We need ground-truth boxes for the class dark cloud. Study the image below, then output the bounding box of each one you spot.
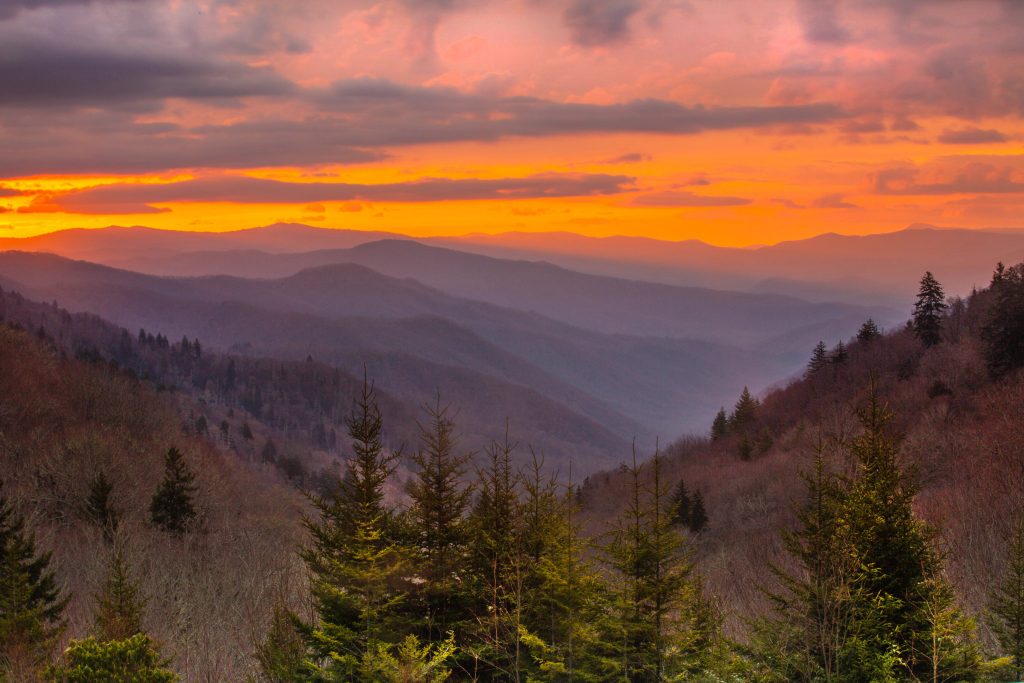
[32,173,637,214]
[605,152,652,164]
[630,190,751,207]
[937,127,1009,144]
[873,162,1024,195]
[0,0,111,20]
[0,41,294,108]
[0,187,23,198]
[796,0,851,45]
[810,193,858,209]
[564,0,642,46]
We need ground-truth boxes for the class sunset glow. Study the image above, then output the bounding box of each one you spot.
[2,1,1023,245]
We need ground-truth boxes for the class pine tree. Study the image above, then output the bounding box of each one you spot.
[731,387,758,428]
[301,375,408,679]
[671,480,691,528]
[830,341,848,366]
[603,447,719,681]
[85,471,118,543]
[689,491,708,535]
[710,408,728,441]
[93,547,146,642]
[857,318,881,343]
[256,604,307,683]
[807,341,829,376]
[149,447,197,535]
[406,398,474,644]
[0,489,67,677]
[360,632,456,683]
[48,635,177,682]
[983,262,1024,377]
[990,517,1024,680]
[913,271,947,347]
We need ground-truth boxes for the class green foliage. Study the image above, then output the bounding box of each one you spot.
[730,387,758,428]
[255,604,307,683]
[47,634,176,682]
[0,488,67,677]
[671,481,691,529]
[360,632,455,683]
[856,319,881,344]
[406,399,474,642]
[149,447,197,535]
[300,375,409,679]
[689,490,708,535]
[990,517,1024,680]
[807,341,829,376]
[983,262,1024,377]
[93,548,146,642]
[913,271,947,347]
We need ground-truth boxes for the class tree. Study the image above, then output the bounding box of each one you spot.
[856,319,881,344]
[710,408,728,441]
[255,604,307,683]
[0,489,67,678]
[807,341,829,376]
[671,481,691,528]
[149,447,197,535]
[983,262,1024,377]
[602,447,719,681]
[47,635,177,682]
[990,517,1024,680]
[406,398,474,643]
[93,548,146,642]
[360,633,455,683]
[85,471,118,543]
[913,271,947,347]
[731,387,759,428]
[301,375,408,679]
[830,341,848,366]
[689,491,708,535]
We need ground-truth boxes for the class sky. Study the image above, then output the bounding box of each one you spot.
[1,0,1023,246]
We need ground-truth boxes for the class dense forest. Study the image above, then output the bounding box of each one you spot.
[2,262,1024,680]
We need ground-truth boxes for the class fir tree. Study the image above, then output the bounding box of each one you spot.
[301,375,408,679]
[913,271,947,347]
[149,447,197,535]
[48,635,177,682]
[983,262,1024,377]
[0,489,67,677]
[710,408,728,441]
[830,341,848,366]
[406,399,474,643]
[990,517,1024,680]
[807,341,829,376]
[856,318,881,343]
[731,386,758,428]
[93,547,146,642]
[255,604,307,683]
[671,481,691,528]
[85,471,118,543]
[689,491,708,535]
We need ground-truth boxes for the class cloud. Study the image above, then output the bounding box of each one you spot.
[631,190,751,207]
[0,187,23,198]
[796,0,851,45]
[605,152,652,164]
[0,41,294,108]
[873,161,1024,195]
[564,0,643,46]
[810,193,858,209]
[0,0,109,20]
[937,127,1009,144]
[30,173,637,214]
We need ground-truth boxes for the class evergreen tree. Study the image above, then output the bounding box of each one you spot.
[992,261,1006,287]
[255,604,307,683]
[670,481,691,528]
[301,375,408,679]
[149,447,197,535]
[48,635,176,682]
[912,271,947,347]
[93,548,146,642]
[856,318,881,344]
[85,471,118,543]
[710,408,729,441]
[731,387,759,428]
[360,632,455,683]
[983,262,1024,377]
[603,447,719,681]
[0,489,67,677]
[830,341,848,366]
[990,517,1024,680]
[807,341,829,376]
[406,399,474,644]
[689,491,708,535]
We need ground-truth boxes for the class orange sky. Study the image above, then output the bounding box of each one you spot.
[2,1,1023,246]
